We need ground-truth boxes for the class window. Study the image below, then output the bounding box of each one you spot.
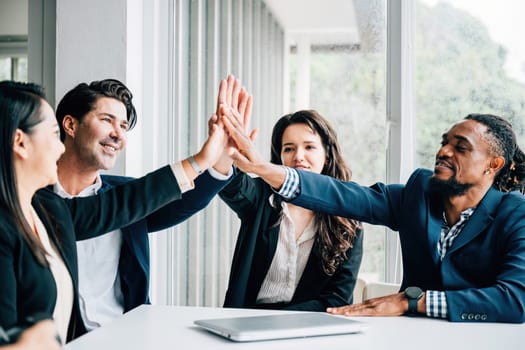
[286,1,387,282]
[0,36,28,81]
[415,0,525,168]
[0,56,28,81]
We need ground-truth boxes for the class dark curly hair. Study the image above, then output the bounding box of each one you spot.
[270,110,362,276]
[465,114,525,193]
[56,78,137,141]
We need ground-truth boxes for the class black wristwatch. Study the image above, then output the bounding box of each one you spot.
[404,286,423,315]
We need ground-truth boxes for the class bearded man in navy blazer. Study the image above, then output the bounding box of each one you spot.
[53,77,240,330]
[222,112,525,323]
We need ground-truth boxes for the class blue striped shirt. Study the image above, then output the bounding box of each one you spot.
[276,166,300,199]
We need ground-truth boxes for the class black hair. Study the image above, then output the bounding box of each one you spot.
[55,79,137,141]
[465,114,525,193]
[0,81,49,265]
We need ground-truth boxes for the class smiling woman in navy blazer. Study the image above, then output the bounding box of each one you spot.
[222,111,525,323]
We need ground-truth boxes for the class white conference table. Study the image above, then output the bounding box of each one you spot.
[65,305,525,350]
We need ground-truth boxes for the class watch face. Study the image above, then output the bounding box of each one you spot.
[405,286,423,299]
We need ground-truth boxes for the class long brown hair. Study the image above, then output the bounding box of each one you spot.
[270,110,361,275]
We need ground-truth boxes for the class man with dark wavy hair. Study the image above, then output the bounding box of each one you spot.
[54,78,235,330]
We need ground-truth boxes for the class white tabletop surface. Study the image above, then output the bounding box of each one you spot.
[65,305,525,350]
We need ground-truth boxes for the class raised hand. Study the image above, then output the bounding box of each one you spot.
[212,74,255,174]
[221,105,261,174]
[186,75,236,177]
[221,108,287,189]
[191,111,228,174]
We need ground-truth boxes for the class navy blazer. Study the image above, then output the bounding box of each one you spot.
[220,172,363,311]
[95,170,231,312]
[0,166,182,341]
[290,168,525,323]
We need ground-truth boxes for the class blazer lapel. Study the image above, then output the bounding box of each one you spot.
[245,212,280,304]
[427,192,443,264]
[446,187,501,256]
[293,247,321,299]
[258,224,280,276]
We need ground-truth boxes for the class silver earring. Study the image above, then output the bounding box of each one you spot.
[484,170,490,175]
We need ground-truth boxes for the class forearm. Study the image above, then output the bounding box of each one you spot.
[147,170,232,232]
[71,165,183,240]
[445,287,525,323]
[248,162,287,191]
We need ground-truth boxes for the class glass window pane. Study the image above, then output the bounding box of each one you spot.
[0,57,12,80]
[288,0,387,282]
[14,56,28,81]
[415,0,525,168]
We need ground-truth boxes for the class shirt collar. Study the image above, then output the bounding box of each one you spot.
[270,194,316,244]
[54,173,103,198]
[442,207,476,226]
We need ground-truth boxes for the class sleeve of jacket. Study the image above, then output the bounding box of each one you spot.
[290,169,406,231]
[285,227,364,311]
[0,228,18,328]
[145,170,232,232]
[66,165,183,240]
[219,172,265,218]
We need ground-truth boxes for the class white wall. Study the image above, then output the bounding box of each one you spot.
[55,0,127,99]
[55,0,144,176]
[0,0,28,35]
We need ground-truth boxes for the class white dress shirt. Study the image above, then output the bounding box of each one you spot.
[54,175,124,331]
[256,195,316,304]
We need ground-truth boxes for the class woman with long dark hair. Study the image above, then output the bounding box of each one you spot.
[219,110,363,311]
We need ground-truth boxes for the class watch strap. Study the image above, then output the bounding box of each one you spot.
[188,155,204,175]
[408,297,418,314]
[405,286,423,315]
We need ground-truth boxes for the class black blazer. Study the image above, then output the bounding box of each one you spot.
[98,171,231,312]
[219,172,363,311]
[0,166,181,341]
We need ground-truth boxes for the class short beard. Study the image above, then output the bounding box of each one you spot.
[429,176,473,197]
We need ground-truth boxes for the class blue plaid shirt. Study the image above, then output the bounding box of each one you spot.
[277,167,477,320]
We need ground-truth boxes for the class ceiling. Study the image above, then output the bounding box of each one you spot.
[263,0,360,45]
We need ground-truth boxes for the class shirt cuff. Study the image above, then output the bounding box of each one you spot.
[275,167,300,200]
[208,165,234,180]
[426,290,448,319]
[170,161,194,193]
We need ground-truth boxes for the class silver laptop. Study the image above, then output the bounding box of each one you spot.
[193,312,365,342]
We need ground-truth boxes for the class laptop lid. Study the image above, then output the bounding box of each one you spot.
[193,312,365,342]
